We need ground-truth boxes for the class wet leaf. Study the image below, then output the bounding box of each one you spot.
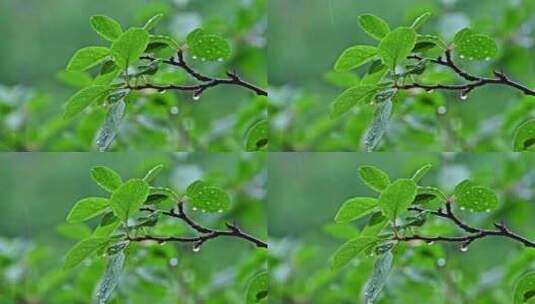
[513,119,535,151]
[96,251,125,304]
[109,179,150,221]
[363,251,393,304]
[358,165,391,192]
[378,179,417,220]
[95,99,126,152]
[64,237,109,269]
[378,27,417,69]
[91,166,123,193]
[186,180,230,212]
[331,85,378,119]
[514,272,535,304]
[334,45,377,72]
[362,99,392,152]
[187,28,231,61]
[453,180,498,212]
[90,15,123,41]
[111,28,150,69]
[331,236,378,271]
[358,14,391,40]
[64,85,111,119]
[335,197,378,223]
[246,272,268,304]
[66,197,109,223]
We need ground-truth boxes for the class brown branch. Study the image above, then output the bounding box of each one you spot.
[134,50,268,97]
[133,202,268,249]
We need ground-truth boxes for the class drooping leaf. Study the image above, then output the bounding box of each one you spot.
[111,28,150,69]
[186,180,231,212]
[378,27,417,69]
[143,13,164,31]
[331,236,378,271]
[453,180,498,212]
[453,28,497,60]
[64,85,111,119]
[363,251,393,304]
[411,163,432,182]
[64,237,109,269]
[66,47,110,72]
[358,14,391,40]
[334,46,377,72]
[186,28,231,61]
[514,272,535,304]
[358,165,391,192]
[513,119,535,151]
[378,179,417,220]
[90,15,123,41]
[109,179,150,221]
[246,272,268,304]
[335,197,378,223]
[95,99,126,152]
[410,12,432,29]
[66,197,109,223]
[91,166,123,193]
[330,85,378,119]
[362,99,392,152]
[246,120,268,151]
[143,164,164,183]
[96,251,125,304]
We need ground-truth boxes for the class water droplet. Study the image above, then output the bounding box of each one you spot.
[437,106,447,115]
[170,107,179,115]
[217,209,223,213]
[169,258,178,266]
[427,89,434,93]
[460,93,468,101]
[427,241,434,245]
[192,246,200,253]
[460,55,465,59]
[192,94,200,101]
[460,246,468,252]
[192,56,198,60]
[460,207,466,211]
[159,90,167,95]
[437,258,446,267]
[192,207,198,211]
[160,241,167,246]
[485,209,491,213]
[217,58,224,62]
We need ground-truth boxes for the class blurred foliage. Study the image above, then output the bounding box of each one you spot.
[268,153,535,303]
[269,0,535,151]
[0,0,266,151]
[0,152,267,303]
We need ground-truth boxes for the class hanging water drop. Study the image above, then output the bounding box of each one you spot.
[437,106,447,115]
[193,94,200,101]
[460,207,466,211]
[460,55,465,59]
[160,241,167,246]
[460,93,468,101]
[460,245,468,252]
[170,107,179,115]
[437,258,446,267]
[426,241,434,245]
[427,89,434,93]
[192,56,198,60]
[159,90,167,95]
[192,245,201,253]
[169,258,178,266]
[192,207,198,211]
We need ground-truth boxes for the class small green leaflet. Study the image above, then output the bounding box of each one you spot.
[331,236,378,271]
[378,179,417,220]
[149,186,180,201]
[66,197,109,223]
[413,186,447,208]
[92,213,121,238]
[187,29,231,61]
[64,237,109,269]
[94,61,121,85]
[111,28,150,69]
[454,28,497,60]
[91,166,123,193]
[363,251,393,304]
[95,99,126,152]
[246,120,268,151]
[410,12,432,29]
[149,35,180,50]
[362,99,392,152]
[453,180,498,212]
[96,251,125,304]
[513,119,535,151]
[246,272,268,304]
[64,85,111,119]
[186,180,231,212]
[335,197,378,223]
[414,34,448,51]
[330,85,378,119]
[110,179,150,221]
[334,46,377,72]
[143,13,164,31]
[360,212,388,237]
[90,15,123,41]
[358,165,391,192]
[358,14,391,41]
[411,163,432,182]
[378,27,417,69]
[514,272,535,304]
[143,164,164,183]
[361,61,388,85]
[67,47,110,71]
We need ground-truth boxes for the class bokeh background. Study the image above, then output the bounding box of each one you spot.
[0,152,267,303]
[268,152,535,303]
[269,0,535,151]
[0,0,267,151]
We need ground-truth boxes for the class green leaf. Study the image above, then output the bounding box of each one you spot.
[246,120,268,151]
[186,28,231,61]
[66,47,110,72]
[363,251,393,303]
[361,212,388,237]
[91,166,123,193]
[415,34,447,51]
[90,15,123,41]
[453,180,498,212]
[361,61,389,85]
[110,179,150,221]
[92,213,121,238]
[56,223,92,241]
[513,119,535,151]
[411,163,432,182]
[96,251,125,304]
[413,186,447,207]
[334,46,377,72]
[149,186,180,201]
[67,197,109,223]
[358,14,391,40]
[94,61,121,85]
[411,12,432,29]
[246,272,268,304]
[378,179,417,220]
[149,34,180,49]
[358,165,391,192]
[362,99,392,152]
[64,237,109,269]
[57,70,93,88]
[111,28,150,69]
[331,236,378,271]
[378,27,417,69]
[514,272,535,304]
[143,164,164,183]
[64,85,111,119]
[330,85,378,119]
[186,180,231,212]
[143,13,164,31]
[335,197,378,223]
[454,28,497,60]
[95,99,126,152]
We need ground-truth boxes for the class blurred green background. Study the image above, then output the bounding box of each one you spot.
[268,152,535,303]
[0,152,267,303]
[269,0,535,151]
